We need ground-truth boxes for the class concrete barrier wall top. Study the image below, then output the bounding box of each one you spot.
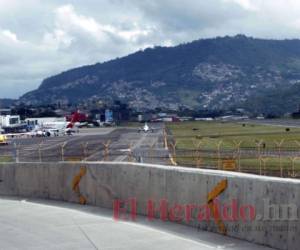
[0,162,299,250]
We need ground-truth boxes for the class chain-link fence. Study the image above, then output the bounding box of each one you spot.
[1,136,300,179]
[166,137,300,178]
[0,140,170,164]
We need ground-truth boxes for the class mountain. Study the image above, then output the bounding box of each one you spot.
[20,35,300,115]
[0,98,16,108]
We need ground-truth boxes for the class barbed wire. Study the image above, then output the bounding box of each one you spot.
[1,137,300,179]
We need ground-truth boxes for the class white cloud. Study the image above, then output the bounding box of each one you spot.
[55,5,110,37]
[222,0,258,11]
[2,30,19,42]
[1,0,300,98]
[42,29,73,49]
[52,4,156,47]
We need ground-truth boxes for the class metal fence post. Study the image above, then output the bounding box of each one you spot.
[128,143,134,162]
[292,140,300,177]
[255,140,264,175]
[289,157,298,178]
[14,143,20,163]
[233,140,243,172]
[61,142,67,162]
[163,128,168,150]
[261,158,269,176]
[38,142,43,163]
[169,141,177,166]
[193,139,203,168]
[102,140,111,161]
[81,142,89,161]
[274,139,285,177]
[216,141,223,170]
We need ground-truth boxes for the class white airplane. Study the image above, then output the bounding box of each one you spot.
[34,122,76,137]
[25,111,86,137]
[32,114,81,137]
[3,129,61,138]
[138,123,154,133]
[2,119,77,139]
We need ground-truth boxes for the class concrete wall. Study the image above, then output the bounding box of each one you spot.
[0,162,299,250]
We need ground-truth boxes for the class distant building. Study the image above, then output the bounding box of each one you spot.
[162,116,180,122]
[178,117,193,122]
[105,109,113,123]
[25,117,66,127]
[0,109,11,116]
[138,114,143,122]
[218,115,249,121]
[138,114,153,122]
[0,115,21,127]
[195,117,214,121]
[157,113,168,118]
[0,115,25,133]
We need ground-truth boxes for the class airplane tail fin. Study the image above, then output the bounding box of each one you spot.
[67,110,81,128]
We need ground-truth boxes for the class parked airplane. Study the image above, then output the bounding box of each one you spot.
[138,123,154,133]
[34,111,85,137]
[66,111,88,128]
[36,124,73,137]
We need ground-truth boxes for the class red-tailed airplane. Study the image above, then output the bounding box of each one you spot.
[35,111,86,137]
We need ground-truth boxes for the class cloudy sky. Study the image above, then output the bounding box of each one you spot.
[1,0,300,98]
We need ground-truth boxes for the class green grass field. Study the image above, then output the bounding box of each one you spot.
[167,121,300,177]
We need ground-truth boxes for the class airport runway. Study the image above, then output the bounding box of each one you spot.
[0,123,170,164]
[246,119,300,128]
[0,197,273,250]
